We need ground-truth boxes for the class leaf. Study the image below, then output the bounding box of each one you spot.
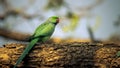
[92,15,101,31]
[62,12,80,32]
[45,0,64,10]
[116,51,120,57]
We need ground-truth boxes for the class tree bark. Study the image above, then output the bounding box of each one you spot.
[0,42,120,68]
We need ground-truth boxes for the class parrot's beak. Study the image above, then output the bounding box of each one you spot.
[57,18,59,23]
[58,17,65,23]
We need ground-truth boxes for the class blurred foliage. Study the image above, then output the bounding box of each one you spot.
[114,16,120,27]
[92,16,101,31]
[1,0,119,41]
[109,34,120,42]
[116,51,120,57]
[86,15,102,42]
[87,25,95,42]
[45,0,64,10]
[62,12,80,32]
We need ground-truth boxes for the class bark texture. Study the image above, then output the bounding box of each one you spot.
[0,42,120,68]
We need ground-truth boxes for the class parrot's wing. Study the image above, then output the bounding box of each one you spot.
[28,35,46,40]
[30,23,48,38]
[32,22,55,39]
[33,23,48,35]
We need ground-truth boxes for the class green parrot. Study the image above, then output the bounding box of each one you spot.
[13,16,59,68]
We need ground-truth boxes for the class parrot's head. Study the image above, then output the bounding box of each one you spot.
[49,16,59,25]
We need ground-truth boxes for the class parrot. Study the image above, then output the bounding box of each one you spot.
[13,16,59,68]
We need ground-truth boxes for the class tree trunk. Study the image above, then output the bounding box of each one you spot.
[0,42,120,68]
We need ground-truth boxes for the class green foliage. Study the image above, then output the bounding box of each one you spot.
[62,12,80,32]
[114,16,120,27]
[92,16,101,31]
[116,51,120,57]
[45,0,64,10]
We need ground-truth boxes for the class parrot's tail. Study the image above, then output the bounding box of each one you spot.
[13,38,39,68]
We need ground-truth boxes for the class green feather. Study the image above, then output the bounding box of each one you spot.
[13,16,59,68]
[13,38,39,68]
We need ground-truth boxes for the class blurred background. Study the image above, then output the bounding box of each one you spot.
[0,0,120,45]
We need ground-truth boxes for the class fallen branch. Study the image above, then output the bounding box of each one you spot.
[0,42,120,68]
[0,27,30,41]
